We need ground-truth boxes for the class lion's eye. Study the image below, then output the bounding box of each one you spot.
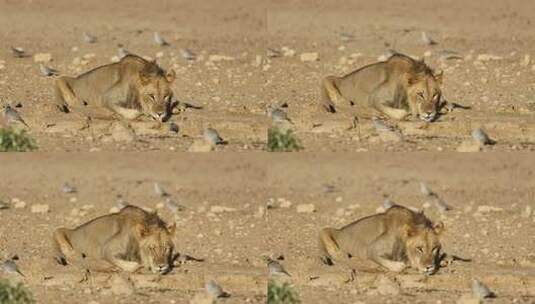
[148,94,156,101]
[416,246,424,253]
[417,92,425,99]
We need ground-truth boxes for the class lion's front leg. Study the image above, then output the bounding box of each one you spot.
[367,239,407,272]
[102,238,142,273]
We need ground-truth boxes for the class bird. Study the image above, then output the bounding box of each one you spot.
[116,196,128,210]
[419,182,433,196]
[3,105,29,127]
[165,198,185,213]
[421,32,437,46]
[153,182,168,197]
[0,200,9,210]
[61,182,77,194]
[179,48,196,61]
[265,257,291,277]
[472,128,495,145]
[383,197,396,210]
[2,259,24,276]
[205,280,230,298]
[118,46,130,59]
[471,279,495,299]
[153,32,169,46]
[39,64,59,77]
[268,106,294,125]
[428,195,452,213]
[266,48,282,58]
[11,47,27,58]
[83,32,97,44]
[203,128,225,145]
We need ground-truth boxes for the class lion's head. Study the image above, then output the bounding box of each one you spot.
[136,219,176,274]
[405,61,443,122]
[402,218,444,275]
[137,62,176,122]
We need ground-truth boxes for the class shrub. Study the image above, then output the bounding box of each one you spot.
[0,279,34,304]
[267,127,302,152]
[0,128,37,152]
[267,280,300,304]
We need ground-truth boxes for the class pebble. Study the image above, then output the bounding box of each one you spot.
[14,200,26,209]
[521,205,532,218]
[520,54,531,67]
[33,53,52,63]
[210,206,236,213]
[296,203,316,213]
[477,205,503,213]
[110,275,135,296]
[281,46,295,57]
[280,200,292,208]
[31,204,50,213]
[300,52,319,62]
[208,54,234,62]
[477,54,502,61]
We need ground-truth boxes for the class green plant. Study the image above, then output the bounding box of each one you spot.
[267,127,303,152]
[267,280,300,304]
[0,279,34,304]
[0,128,37,152]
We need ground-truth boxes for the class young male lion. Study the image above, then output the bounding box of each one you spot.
[319,205,444,275]
[55,55,176,122]
[52,205,176,274]
[320,54,443,122]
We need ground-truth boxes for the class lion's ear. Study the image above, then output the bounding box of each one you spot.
[433,221,445,235]
[165,69,176,83]
[434,69,443,84]
[167,223,177,236]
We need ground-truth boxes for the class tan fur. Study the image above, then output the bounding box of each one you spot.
[320,54,443,122]
[319,205,444,274]
[52,205,176,274]
[55,55,176,122]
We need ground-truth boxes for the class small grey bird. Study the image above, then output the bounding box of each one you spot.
[61,182,76,194]
[179,48,196,61]
[153,32,169,46]
[472,128,495,145]
[2,260,24,276]
[268,107,294,125]
[0,200,9,210]
[266,48,282,58]
[205,280,230,298]
[40,64,59,77]
[383,197,395,210]
[428,195,451,213]
[203,128,225,145]
[116,196,128,209]
[266,257,291,277]
[437,50,463,61]
[118,46,130,59]
[3,105,29,127]
[83,32,97,44]
[419,182,433,196]
[11,47,27,58]
[154,182,168,197]
[384,48,398,59]
[421,32,437,46]
[165,197,185,213]
[471,279,495,299]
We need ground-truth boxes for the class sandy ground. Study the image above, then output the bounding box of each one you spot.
[1,154,535,304]
[0,0,534,151]
[1,1,535,304]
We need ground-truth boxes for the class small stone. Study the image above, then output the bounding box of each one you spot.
[456,140,482,152]
[280,200,292,208]
[281,47,295,57]
[335,196,343,203]
[69,197,77,203]
[521,205,532,218]
[188,140,214,152]
[296,204,316,213]
[521,54,531,67]
[109,207,120,213]
[210,206,236,213]
[31,204,50,214]
[477,205,503,213]
[300,52,319,62]
[33,53,53,63]
[476,54,502,61]
[208,54,234,62]
[109,275,135,296]
[14,201,26,209]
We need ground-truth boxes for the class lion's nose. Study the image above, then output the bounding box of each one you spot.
[157,264,170,273]
[424,265,436,274]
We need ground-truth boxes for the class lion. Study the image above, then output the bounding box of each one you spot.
[52,205,176,274]
[54,55,176,122]
[319,205,444,275]
[320,53,443,122]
